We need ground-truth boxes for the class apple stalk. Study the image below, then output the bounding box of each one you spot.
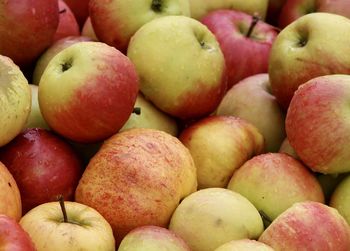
[246,15,260,38]
[58,195,68,223]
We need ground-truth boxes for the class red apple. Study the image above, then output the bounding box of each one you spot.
[0,0,59,67]
[266,0,287,25]
[81,17,98,41]
[201,10,278,88]
[63,0,90,28]
[0,128,83,214]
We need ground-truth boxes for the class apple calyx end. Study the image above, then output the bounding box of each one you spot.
[246,14,260,38]
[151,0,162,12]
[132,107,141,115]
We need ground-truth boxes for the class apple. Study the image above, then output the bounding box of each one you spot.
[120,93,178,136]
[258,201,350,250]
[0,0,59,67]
[179,115,264,189]
[169,188,264,251]
[89,0,190,53]
[266,0,287,25]
[189,0,269,20]
[227,153,324,223]
[0,162,21,221]
[63,0,90,28]
[53,0,80,42]
[81,17,98,41]
[286,74,350,174]
[214,239,274,251]
[216,74,285,152]
[0,214,35,251]
[25,85,50,130]
[269,13,350,109]
[278,137,299,159]
[330,174,350,225]
[201,10,278,89]
[20,199,115,251]
[32,35,93,85]
[75,128,197,244]
[0,128,83,214]
[38,41,139,143]
[279,0,350,28]
[118,226,190,251]
[127,16,227,119]
[317,173,346,203]
[0,55,31,147]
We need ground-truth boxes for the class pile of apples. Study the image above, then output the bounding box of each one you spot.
[1,0,350,250]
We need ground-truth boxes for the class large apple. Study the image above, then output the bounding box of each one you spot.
[38,41,139,143]
[89,0,190,53]
[25,85,49,130]
[286,74,350,174]
[0,0,59,67]
[227,153,324,223]
[0,214,35,251]
[118,226,190,251]
[0,55,31,147]
[75,128,197,244]
[279,0,350,28]
[330,174,350,225]
[189,0,268,20]
[214,239,274,251]
[259,201,350,250]
[269,13,350,109]
[169,188,264,251]
[201,10,278,89]
[20,200,115,251]
[216,74,285,152]
[127,16,227,119]
[179,115,264,189]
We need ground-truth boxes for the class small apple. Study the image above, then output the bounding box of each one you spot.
[25,85,50,130]
[278,137,299,159]
[214,239,274,251]
[81,17,98,41]
[330,174,350,225]
[63,0,90,27]
[266,0,287,25]
[127,16,227,119]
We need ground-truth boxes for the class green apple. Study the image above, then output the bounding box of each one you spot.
[25,85,49,130]
[214,239,274,251]
[330,174,350,225]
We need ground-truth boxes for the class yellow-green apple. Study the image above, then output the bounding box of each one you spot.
[0,0,59,67]
[25,85,49,129]
[53,0,80,42]
[38,41,139,143]
[169,188,264,251]
[216,74,285,152]
[278,137,298,159]
[266,0,287,25]
[0,162,21,221]
[201,10,278,89]
[179,115,264,188]
[127,16,227,119]
[189,0,268,20]
[0,214,35,251]
[32,36,93,85]
[75,128,197,244]
[118,226,190,251]
[0,55,31,147]
[89,0,190,53]
[286,75,350,174]
[279,0,350,28]
[82,17,98,41]
[120,93,178,136]
[258,201,350,251]
[227,153,324,223]
[269,13,350,109]
[0,128,83,213]
[63,0,90,27]
[214,239,274,251]
[20,200,115,251]
[330,174,350,225]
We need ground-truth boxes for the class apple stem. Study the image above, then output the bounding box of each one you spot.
[259,210,272,228]
[59,8,67,14]
[133,107,141,115]
[58,195,68,223]
[246,14,260,38]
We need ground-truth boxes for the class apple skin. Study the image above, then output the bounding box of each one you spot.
[25,85,50,130]
[81,17,98,41]
[169,188,264,251]
[330,174,350,225]
[39,41,139,143]
[286,75,350,174]
[258,201,350,251]
[279,0,350,28]
[63,0,90,27]
[189,0,268,20]
[0,0,59,67]
[89,0,190,53]
[0,214,35,251]
[216,74,285,152]
[20,201,115,251]
[201,10,278,89]
[32,35,93,85]
[227,153,324,222]
[0,55,31,147]
[179,115,264,189]
[266,0,287,25]
[75,128,197,245]
[118,226,191,251]
[214,239,274,251]
[127,16,227,119]
[269,13,350,110]
[53,0,80,42]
